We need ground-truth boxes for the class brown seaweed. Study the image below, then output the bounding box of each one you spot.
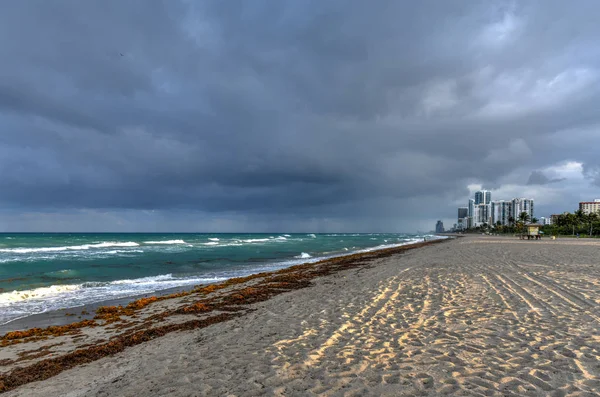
[0,239,444,393]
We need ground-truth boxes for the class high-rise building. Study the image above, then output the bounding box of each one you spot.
[471,205,479,227]
[512,198,534,221]
[478,204,491,225]
[435,220,445,233]
[579,200,600,214]
[471,203,491,227]
[457,207,469,230]
[467,199,475,228]
[491,200,513,226]
[475,190,491,205]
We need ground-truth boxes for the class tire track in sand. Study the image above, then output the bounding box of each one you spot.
[480,275,519,320]
[515,269,600,323]
[300,268,412,368]
[495,274,551,317]
[305,270,444,395]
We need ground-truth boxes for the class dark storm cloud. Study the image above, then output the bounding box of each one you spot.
[1,0,600,231]
[526,171,566,186]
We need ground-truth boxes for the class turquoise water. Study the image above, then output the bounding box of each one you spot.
[0,233,433,324]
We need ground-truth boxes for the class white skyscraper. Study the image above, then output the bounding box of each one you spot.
[479,204,491,225]
[491,200,513,226]
[472,203,491,227]
[512,198,534,221]
[472,205,480,227]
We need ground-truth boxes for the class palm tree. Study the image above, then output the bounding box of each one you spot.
[531,217,539,224]
[587,212,598,236]
[575,209,585,225]
[507,216,515,233]
[518,211,530,224]
[566,212,578,236]
[573,209,585,235]
[555,213,567,226]
[555,212,570,234]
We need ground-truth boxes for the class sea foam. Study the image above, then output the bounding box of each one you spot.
[242,238,271,243]
[0,241,140,254]
[143,240,187,245]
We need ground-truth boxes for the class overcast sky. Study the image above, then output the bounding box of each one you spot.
[1,1,599,232]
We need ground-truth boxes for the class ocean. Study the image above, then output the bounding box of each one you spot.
[0,232,434,325]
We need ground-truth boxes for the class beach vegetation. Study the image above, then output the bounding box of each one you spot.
[518,211,530,225]
[542,211,600,237]
[462,209,600,238]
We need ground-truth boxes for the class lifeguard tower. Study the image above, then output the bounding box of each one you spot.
[520,224,542,240]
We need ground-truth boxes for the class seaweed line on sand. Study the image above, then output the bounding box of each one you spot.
[0,239,446,393]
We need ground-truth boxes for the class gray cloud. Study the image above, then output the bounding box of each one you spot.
[1,0,599,231]
[583,164,600,187]
[526,171,566,186]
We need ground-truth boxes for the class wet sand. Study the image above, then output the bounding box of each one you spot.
[4,235,600,396]
[0,284,199,335]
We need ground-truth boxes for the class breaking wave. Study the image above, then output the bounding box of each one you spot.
[0,242,140,254]
[143,240,187,245]
[0,274,227,325]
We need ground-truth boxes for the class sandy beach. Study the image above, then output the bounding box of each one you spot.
[3,235,600,396]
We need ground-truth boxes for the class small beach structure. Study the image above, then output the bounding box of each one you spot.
[520,224,542,240]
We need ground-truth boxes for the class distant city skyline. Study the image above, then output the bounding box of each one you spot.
[455,190,536,230]
[450,188,600,232]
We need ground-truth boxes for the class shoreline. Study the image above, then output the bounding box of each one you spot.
[0,284,192,335]
[4,235,600,395]
[0,237,441,334]
[0,238,448,393]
